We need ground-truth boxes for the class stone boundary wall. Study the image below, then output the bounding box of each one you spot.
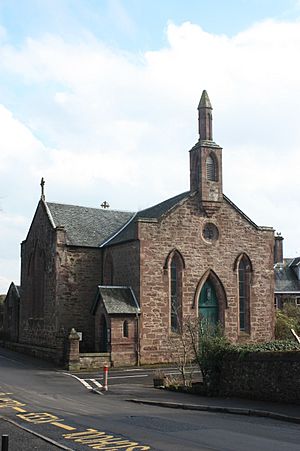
[79,353,110,370]
[2,340,64,364]
[1,340,111,371]
[219,351,300,404]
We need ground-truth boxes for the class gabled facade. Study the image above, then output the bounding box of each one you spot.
[19,200,132,362]
[14,91,275,367]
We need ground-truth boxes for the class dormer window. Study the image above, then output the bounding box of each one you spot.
[206,154,217,181]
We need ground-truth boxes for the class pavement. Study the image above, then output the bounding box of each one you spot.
[1,378,300,450]
[105,382,300,424]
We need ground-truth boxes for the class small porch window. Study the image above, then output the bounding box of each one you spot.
[123,320,129,338]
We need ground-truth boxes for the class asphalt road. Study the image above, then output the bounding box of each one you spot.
[68,365,201,391]
[1,347,300,451]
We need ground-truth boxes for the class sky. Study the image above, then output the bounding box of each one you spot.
[0,0,300,293]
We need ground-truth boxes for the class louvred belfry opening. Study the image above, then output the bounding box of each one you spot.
[189,90,223,216]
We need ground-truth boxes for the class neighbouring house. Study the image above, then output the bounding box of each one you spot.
[6,91,276,367]
[274,235,300,309]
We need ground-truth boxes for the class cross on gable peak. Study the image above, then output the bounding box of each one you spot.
[101,201,110,209]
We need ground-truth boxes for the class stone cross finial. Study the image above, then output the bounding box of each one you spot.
[101,201,110,209]
[40,177,45,200]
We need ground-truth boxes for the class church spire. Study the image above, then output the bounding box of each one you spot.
[190,91,223,215]
[198,90,213,141]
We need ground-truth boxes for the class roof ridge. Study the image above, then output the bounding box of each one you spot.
[46,201,134,214]
[100,212,137,247]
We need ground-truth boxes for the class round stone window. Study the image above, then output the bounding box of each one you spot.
[203,223,219,242]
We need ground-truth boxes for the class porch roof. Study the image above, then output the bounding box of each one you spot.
[92,286,140,315]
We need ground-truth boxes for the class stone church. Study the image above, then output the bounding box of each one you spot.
[15,91,275,367]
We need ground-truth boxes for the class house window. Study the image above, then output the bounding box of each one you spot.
[123,320,129,338]
[170,253,183,333]
[296,298,300,307]
[206,154,217,181]
[238,255,251,332]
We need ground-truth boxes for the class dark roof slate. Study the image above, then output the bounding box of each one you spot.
[274,259,300,293]
[92,286,140,315]
[104,191,191,246]
[45,187,270,248]
[46,202,134,247]
[104,190,266,246]
[136,191,190,220]
[290,257,300,267]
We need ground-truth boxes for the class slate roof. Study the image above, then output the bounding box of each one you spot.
[92,286,140,315]
[103,191,191,246]
[291,257,300,267]
[44,188,269,248]
[135,191,190,220]
[274,258,300,293]
[46,202,134,247]
[103,190,266,247]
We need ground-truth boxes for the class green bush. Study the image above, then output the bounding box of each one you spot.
[195,322,230,395]
[227,340,300,355]
[275,303,300,340]
[187,314,300,397]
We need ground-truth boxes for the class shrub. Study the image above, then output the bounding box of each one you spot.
[190,321,230,395]
[275,303,300,340]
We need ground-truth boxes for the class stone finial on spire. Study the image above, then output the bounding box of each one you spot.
[198,90,213,141]
[40,177,45,201]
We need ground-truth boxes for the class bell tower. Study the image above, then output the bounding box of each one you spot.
[190,90,223,216]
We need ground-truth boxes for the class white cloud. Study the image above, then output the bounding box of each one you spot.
[0,18,300,292]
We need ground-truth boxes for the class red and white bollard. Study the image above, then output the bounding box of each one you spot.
[103,365,109,391]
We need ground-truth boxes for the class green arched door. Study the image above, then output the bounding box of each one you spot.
[199,281,219,327]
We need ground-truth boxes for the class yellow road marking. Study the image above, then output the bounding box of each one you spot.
[63,428,151,449]
[51,422,76,431]
[13,407,27,413]
[17,412,61,424]
[0,399,26,409]
[4,396,151,449]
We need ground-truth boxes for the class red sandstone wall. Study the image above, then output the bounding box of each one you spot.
[110,316,138,366]
[95,242,140,365]
[138,195,274,364]
[19,202,58,348]
[20,201,102,353]
[94,306,138,366]
[56,245,102,352]
[104,241,140,297]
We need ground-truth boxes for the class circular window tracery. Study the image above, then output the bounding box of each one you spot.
[203,223,219,242]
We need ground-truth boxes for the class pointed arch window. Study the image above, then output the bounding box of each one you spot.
[238,255,252,332]
[123,320,129,338]
[206,154,217,181]
[169,252,184,333]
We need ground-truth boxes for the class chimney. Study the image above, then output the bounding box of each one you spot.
[274,233,284,264]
